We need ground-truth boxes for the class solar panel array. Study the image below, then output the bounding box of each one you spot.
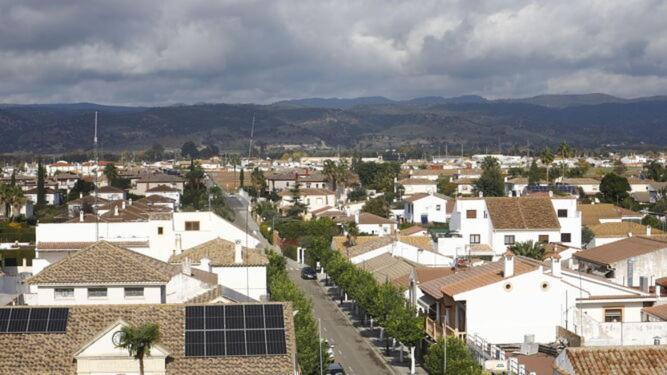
[0,307,69,333]
[185,304,287,357]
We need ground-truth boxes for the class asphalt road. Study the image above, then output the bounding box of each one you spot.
[286,260,392,375]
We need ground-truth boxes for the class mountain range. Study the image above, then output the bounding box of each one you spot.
[1,93,666,154]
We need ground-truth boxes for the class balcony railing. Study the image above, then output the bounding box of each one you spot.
[425,316,466,341]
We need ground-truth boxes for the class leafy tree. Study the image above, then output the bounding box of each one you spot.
[180,141,200,160]
[36,157,46,206]
[67,179,95,201]
[199,144,219,159]
[599,173,630,204]
[347,184,367,202]
[362,197,390,218]
[612,160,627,176]
[507,167,525,178]
[144,143,165,162]
[644,160,666,182]
[103,164,130,190]
[527,159,544,185]
[540,147,554,182]
[475,156,504,197]
[286,182,308,218]
[436,176,457,196]
[386,304,424,374]
[642,215,664,231]
[353,161,400,194]
[556,142,573,159]
[581,226,594,246]
[182,161,207,209]
[114,323,160,375]
[509,240,546,260]
[250,168,267,197]
[424,337,484,375]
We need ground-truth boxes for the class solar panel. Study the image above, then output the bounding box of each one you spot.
[0,308,69,334]
[184,304,287,357]
[27,308,49,332]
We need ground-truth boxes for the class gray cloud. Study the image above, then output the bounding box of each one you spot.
[0,0,666,105]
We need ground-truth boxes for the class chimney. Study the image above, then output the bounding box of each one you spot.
[182,257,192,276]
[503,251,515,278]
[647,226,652,236]
[478,191,483,198]
[657,285,662,300]
[175,234,182,254]
[354,210,360,224]
[129,198,133,206]
[79,210,84,222]
[122,200,126,210]
[200,257,211,272]
[234,240,243,264]
[79,192,83,199]
[548,190,553,197]
[551,254,561,277]
[114,206,119,216]
[628,232,633,237]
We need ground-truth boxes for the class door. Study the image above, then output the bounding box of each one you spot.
[421,214,428,224]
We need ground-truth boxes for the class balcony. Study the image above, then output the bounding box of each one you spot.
[425,316,466,341]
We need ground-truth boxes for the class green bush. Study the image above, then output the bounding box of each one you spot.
[424,337,483,375]
[284,245,297,261]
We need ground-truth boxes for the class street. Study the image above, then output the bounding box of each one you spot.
[286,259,393,375]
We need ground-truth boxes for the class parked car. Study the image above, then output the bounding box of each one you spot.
[327,363,345,375]
[301,266,317,280]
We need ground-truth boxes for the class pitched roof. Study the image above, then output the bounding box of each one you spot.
[399,225,427,236]
[393,267,455,288]
[0,303,296,375]
[98,185,125,193]
[278,188,334,197]
[169,238,268,267]
[399,178,437,185]
[578,203,643,225]
[28,241,215,285]
[485,197,560,230]
[559,346,667,375]
[357,253,415,284]
[332,235,433,257]
[24,187,57,194]
[642,304,667,321]
[403,192,450,203]
[574,236,667,265]
[36,241,149,251]
[140,194,177,203]
[137,173,185,183]
[561,178,601,185]
[67,195,109,205]
[419,257,538,299]
[588,222,663,238]
[146,184,180,193]
[358,212,395,225]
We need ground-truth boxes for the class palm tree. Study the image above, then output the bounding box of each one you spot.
[509,240,546,260]
[228,154,242,189]
[343,221,359,247]
[0,183,11,218]
[323,160,338,190]
[114,323,161,375]
[540,147,555,183]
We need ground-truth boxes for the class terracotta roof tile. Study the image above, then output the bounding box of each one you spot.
[561,346,667,375]
[578,203,643,226]
[358,212,395,225]
[574,236,667,265]
[588,222,662,238]
[170,238,268,266]
[485,197,560,230]
[642,304,667,321]
[0,303,296,374]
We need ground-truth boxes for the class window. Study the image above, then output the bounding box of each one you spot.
[466,210,477,219]
[54,288,74,299]
[604,308,623,323]
[538,235,549,243]
[185,221,200,231]
[435,204,441,211]
[470,234,481,244]
[157,226,164,235]
[88,288,107,298]
[557,209,568,218]
[124,287,144,298]
[504,235,515,245]
[561,233,572,243]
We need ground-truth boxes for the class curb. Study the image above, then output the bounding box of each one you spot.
[318,281,401,375]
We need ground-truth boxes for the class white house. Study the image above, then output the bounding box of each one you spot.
[439,195,581,259]
[419,253,656,346]
[278,188,336,215]
[25,241,218,306]
[96,185,126,201]
[579,203,644,226]
[331,235,452,267]
[403,193,450,224]
[399,178,437,196]
[504,177,548,197]
[33,207,261,275]
[133,173,185,195]
[356,212,397,236]
[170,237,269,301]
[24,187,62,206]
[586,222,661,247]
[559,178,601,196]
[145,184,181,206]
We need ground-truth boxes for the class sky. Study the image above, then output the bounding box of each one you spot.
[1,0,666,105]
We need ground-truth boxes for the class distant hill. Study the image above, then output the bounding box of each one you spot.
[1,94,667,154]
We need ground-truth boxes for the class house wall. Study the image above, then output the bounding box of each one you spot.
[609,247,667,287]
[214,266,267,301]
[405,196,448,224]
[450,199,493,247]
[303,194,335,213]
[553,198,582,248]
[459,270,563,343]
[357,223,395,236]
[391,243,452,266]
[98,192,125,201]
[165,273,213,303]
[490,230,560,257]
[31,285,163,305]
[404,184,437,195]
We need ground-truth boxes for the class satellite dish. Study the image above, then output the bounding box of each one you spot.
[112,330,125,346]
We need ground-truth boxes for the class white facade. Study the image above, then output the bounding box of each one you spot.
[33,211,261,272]
[439,197,581,259]
[404,194,449,224]
[31,285,164,305]
[195,262,268,301]
[402,181,437,195]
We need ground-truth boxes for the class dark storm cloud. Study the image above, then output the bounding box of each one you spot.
[0,0,666,105]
